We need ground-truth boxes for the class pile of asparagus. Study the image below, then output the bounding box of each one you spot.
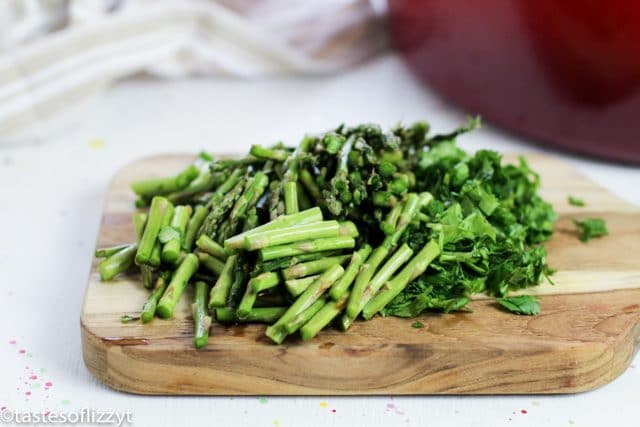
[95,119,557,347]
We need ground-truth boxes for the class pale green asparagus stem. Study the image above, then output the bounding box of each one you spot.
[192,281,212,348]
[224,207,323,250]
[131,164,199,198]
[285,275,320,297]
[243,221,357,251]
[329,244,372,300]
[215,307,286,324]
[362,240,441,319]
[98,244,137,281]
[161,205,192,264]
[135,196,173,265]
[183,205,208,251]
[259,236,356,261]
[156,253,199,318]
[282,255,350,280]
[197,252,225,276]
[265,265,344,343]
[300,292,350,341]
[284,181,299,215]
[196,235,229,260]
[237,272,280,319]
[208,254,238,308]
[141,273,169,323]
[284,299,326,335]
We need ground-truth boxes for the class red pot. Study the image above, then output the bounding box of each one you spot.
[388,0,640,163]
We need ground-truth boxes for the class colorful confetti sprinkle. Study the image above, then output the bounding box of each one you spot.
[521,409,528,414]
[18,349,26,354]
[9,340,16,345]
[319,401,328,408]
[88,139,105,150]
[61,400,71,406]
[258,397,268,404]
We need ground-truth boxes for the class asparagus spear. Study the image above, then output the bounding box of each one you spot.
[229,172,269,225]
[329,244,372,300]
[148,201,175,268]
[282,255,351,280]
[361,240,440,319]
[242,220,358,251]
[135,196,173,265]
[237,272,280,319]
[284,181,299,215]
[161,205,192,264]
[95,244,130,258]
[98,244,137,281]
[196,252,225,276]
[196,235,228,260]
[224,207,323,250]
[347,243,413,320]
[133,212,155,289]
[300,292,350,341]
[192,281,212,348]
[267,299,326,344]
[200,177,246,238]
[265,265,344,343]
[141,273,169,323]
[131,164,199,198]
[208,254,238,308]
[183,205,208,251]
[215,307,286,324]
[285,275,320,297]
[259,236,356,261]
[249,145,289,162]
[156,254,199,318]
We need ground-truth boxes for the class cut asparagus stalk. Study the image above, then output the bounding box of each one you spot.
[131,164,199,198]
[259,236,356,261]
[94,244,130,258]
[208,254,238,308]
[284,181,299,214]
[196,235,228,260]
[300,292,350,341]
[183,205,208,251]
[329,245,372,300]
[285,275,320,297]
[265,265,344,343]
[197,252,225,276]
[135,196,173,265]
[215,307,286,324]
[362,240,440,319]
[224,207,323,250]
[243,221,357,251]
[237,272,280,319]
[192,281,212,348]
[282,255,351,280]
[156,253,199,318]
[161,205,192,264]
[98,244,137,281]
[141,273,169,323]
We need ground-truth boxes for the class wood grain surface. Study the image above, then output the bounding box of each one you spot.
[81,154,640,395]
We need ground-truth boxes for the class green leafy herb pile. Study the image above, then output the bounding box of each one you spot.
[95,118,559,347]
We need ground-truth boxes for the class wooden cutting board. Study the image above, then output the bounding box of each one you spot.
[81,154,640,395]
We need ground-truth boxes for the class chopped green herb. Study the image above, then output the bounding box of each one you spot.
[496,295,540,315]
[568,196,585,207]
[120,314,140,323]
[573,217,608,242]
[411,321,424,329]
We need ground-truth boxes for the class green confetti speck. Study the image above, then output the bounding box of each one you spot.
[26,353,32,358]
[258,397,268,404]
[30,383,41,389]
[39,368,47,373]
[61,400,71,406]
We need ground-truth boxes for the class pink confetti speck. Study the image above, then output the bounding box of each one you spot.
[331,409,336,413]
[25,392,31,396]
[9,340,16,345]
[44,411,50,416]
[45,382,53,387]
[1,406,6,411]
[30,375,37,380]
[387,403,395,409]
[18,349,26,354]
[521,409,528,414]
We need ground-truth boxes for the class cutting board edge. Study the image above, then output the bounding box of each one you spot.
[80,312,640,395]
